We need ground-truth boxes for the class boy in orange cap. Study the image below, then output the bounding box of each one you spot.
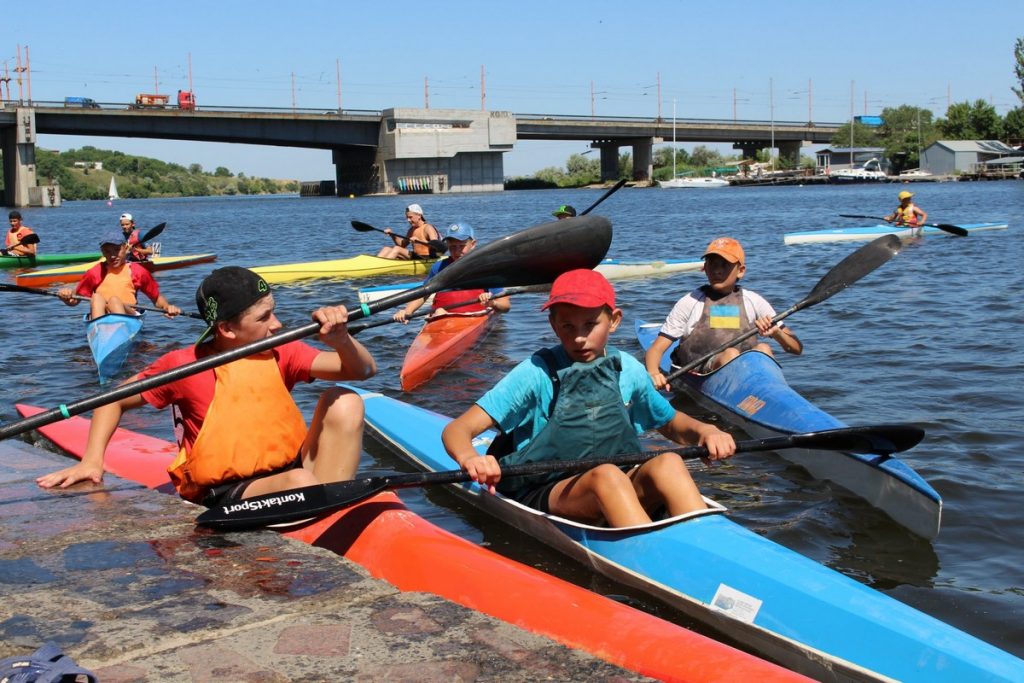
[442,268,735,527]
[885,191,927,229]
[644,237,802,390]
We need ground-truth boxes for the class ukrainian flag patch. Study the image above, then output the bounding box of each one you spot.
[709,304,741,329]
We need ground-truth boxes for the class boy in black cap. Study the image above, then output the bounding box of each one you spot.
[39,266,377,508]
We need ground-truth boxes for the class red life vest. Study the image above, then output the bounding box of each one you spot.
[432,289,487,313]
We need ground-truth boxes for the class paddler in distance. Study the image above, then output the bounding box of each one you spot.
[40,266,377,508]
[884,191,928,232]
[119,213,155,262]
[4,210,38,257]
[57,231,180,320]
[376,203,442,260]
[442,269,735,527]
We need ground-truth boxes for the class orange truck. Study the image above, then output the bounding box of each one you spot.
[133,93,169,108]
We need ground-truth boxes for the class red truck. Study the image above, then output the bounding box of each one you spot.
[130,91,196,111]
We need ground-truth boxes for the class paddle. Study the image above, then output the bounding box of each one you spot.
[352,220,448,255]
[0,215,613,441]
[136,222,166,245]
[347,285,547,336]
[580,178,628,216]
[839,213,969,237]
[663,234,902,385]
[195,423,925,530]
[0,283,204,320]
[0,233,41,256]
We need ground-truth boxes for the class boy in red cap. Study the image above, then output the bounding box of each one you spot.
[644,237,802,391]
[40,266,377,508]
[442,268,735,527]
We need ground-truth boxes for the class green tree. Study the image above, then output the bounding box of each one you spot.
[214,166,233,177]
[829,122,881,148]
[1004,107,1024,141]
[1013,37,1024,104]
[937,99,1003,139]
[565,153,600,184]
[688,145,722,168]
[878,105,937,171]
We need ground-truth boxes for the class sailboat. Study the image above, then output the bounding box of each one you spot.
[658,102,729,189]
[108,177,119,202]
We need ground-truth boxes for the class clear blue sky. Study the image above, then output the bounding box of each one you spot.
[7,0,1022,180]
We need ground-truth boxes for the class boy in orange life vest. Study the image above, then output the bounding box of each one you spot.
[57,231,181,320]
[392,222,512,322]
[885,191,927,228]
[644,237,802,391]
[4,210,37,256]
[38,266,378,508]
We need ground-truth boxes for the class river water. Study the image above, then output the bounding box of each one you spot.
[2,179,1022,660]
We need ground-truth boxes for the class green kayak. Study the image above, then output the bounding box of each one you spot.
[0,252,101,269]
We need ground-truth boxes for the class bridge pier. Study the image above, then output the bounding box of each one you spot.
[1,108,38,207]
[594,138,655,183]
[631,138,654,182]
[778,140,803,168]
[332,146,376,196]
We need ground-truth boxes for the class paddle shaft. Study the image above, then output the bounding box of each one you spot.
[838,214,968,237]
[664,234,901,383]
[0,283,203,319]
[352,220,445,251]
[196,423,924,529]
[347,285,546,335]
[580,178,627,216]
[0,216,613,441]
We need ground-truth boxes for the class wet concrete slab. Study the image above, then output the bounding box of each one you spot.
[0,439,651,682]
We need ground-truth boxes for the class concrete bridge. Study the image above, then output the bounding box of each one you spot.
[0,101,842,205]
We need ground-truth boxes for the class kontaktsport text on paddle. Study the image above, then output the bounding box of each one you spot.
[196,424,925,530]
[664,233,902,384]
[0,215,613,441]
[0,283,205,320]
[839,213,969,237]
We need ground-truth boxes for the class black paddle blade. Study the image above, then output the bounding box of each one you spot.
[935,223,969,237]
[139,222,166,244]
[802,234,900,308]
[19,233,41,246]
[788,424,924,455]
[430,215,612,291]
[351,220,376,233]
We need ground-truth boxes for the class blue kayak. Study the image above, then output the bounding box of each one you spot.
[85,313,143,384]
[635,319,942,539]
[354,386,1023,682]
[784,221,1008,245]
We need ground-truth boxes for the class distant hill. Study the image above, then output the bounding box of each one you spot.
[31,146,299,200]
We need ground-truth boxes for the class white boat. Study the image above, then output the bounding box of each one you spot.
[659,176,730,189]
[897,168,934,179]
[829,158,889,182]
[108,177,119,201]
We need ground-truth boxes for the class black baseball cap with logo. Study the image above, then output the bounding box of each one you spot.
[195,266,271,343]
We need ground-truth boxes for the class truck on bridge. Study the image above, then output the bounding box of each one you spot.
[131,91,196,111]
[64,96,100,108]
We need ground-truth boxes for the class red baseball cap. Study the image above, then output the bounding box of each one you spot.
[541,269,616,311]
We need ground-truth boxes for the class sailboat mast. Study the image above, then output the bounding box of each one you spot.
[672,99,677,179]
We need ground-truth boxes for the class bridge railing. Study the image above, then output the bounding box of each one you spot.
[514,112,842,127]
[8,99,383,117]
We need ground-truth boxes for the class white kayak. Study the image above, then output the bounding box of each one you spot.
[784,222,1008,245]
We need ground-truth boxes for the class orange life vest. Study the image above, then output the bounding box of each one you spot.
[894,204,921,226]
[167,354,307,503]
[95,265,137,306]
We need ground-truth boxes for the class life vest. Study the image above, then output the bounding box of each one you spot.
[167,354,307,503]
[125,228,149,261]
[670,286,757,370]
[410,224,439,258]
[5,227,31,248]
[894,204,920,226]
[432,288,487,313]
[95,264,138,307]
[496,349,643,505]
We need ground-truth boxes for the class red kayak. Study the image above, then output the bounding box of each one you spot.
[15,404,807,683]
[399,311,494,392]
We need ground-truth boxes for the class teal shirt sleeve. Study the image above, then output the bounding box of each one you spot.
[476,353,556,445]
[619,352,677,432]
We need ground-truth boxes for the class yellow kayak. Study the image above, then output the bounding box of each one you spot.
[252,254,437,285]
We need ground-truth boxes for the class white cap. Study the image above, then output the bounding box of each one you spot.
[120,213,133,222]
[405,204,424,216]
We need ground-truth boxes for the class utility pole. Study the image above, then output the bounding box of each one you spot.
[808,78,813,123]
[656,71,661,120]
[769,77,775,170]
[15,44,23,102]
[424,76,429,109]
[154,66,159,94]
[188,53,193,94]
[336,59,342,112]
[291,72,296,111]
[480,64,485,111]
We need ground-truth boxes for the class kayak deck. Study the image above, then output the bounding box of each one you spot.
[400,311,494,392]
[251,254,437,285]
[0,252,101,269]
[356,387,1024,683]
[15,254,218,286]
[784,222,1008,245]
[634,320,942,538]
[86,312,144,384]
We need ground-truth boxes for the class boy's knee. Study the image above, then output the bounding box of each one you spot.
[319,387,365,430]
[589,463,631,492]
[279,467,318,490]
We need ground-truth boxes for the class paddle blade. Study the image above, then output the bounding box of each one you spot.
[139,222,166,244]
[430,215,612,291]
[351,220,377,233]
[934,223,969,237]
[788,424,924,455]
[19,233,41,246]
[802,234,900,309]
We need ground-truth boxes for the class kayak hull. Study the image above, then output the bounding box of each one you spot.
[634,320,942,538]
[356,388,1024,683]
[784,222,1008,245]
[0,252,101,269]
[358,257,704,305]
[15,254,218,287]
[400,311,494,392]
[14,404,804,683]
[86,312,143,384]
[252,254,437,285]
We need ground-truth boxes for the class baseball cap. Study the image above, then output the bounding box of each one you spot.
[120,213,133,222]
[406,203,424,216]
[703,237,745,266]
[552,205,577,218]
[99,230,126,247]
[443,221,475,241]
[898,191,913,200]
[195,266,271,343]
[541,269,616,311]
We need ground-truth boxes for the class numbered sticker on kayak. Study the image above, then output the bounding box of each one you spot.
[711,584,762,623]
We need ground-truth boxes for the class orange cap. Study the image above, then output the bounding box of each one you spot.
[703,237,745,266]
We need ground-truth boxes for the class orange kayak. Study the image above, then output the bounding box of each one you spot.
[400,311,494,392]
[15,253,218,287]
